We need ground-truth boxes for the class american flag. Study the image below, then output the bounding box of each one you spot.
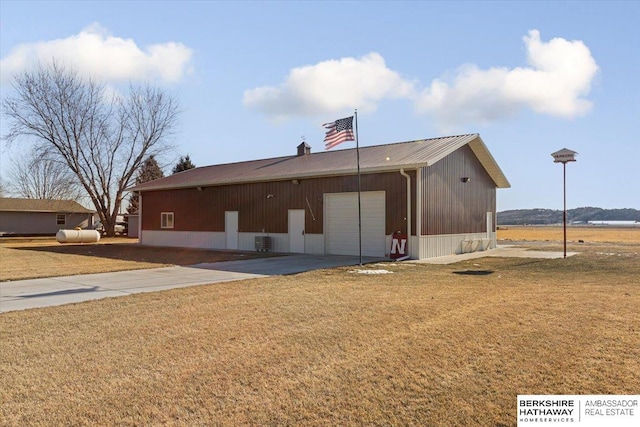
[323,116,355,150]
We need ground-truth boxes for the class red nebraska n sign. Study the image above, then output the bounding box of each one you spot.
[390,234,408,259]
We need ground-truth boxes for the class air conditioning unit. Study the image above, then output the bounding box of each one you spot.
[255,236,272,252]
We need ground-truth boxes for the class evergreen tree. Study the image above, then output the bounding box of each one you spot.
[127,155,164,214]
[172,155,196,174]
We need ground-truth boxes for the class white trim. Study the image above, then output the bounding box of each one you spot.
[399,169,411,258]
[138,192,143,242]
[138,230,329,255]
[415,168,422,258]
[141,230,224,249]
[161,212,174,229]
[418,232,496,259]
[304,233,324,254]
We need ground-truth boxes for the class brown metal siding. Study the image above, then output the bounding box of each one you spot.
[421,145,496,235]
[141,170,417,236]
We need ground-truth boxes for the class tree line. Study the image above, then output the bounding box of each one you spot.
[497,207,640,225]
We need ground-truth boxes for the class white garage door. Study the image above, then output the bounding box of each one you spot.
[325,191,386,257]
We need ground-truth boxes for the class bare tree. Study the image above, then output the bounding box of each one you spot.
[7,148,84,201]
[2,62,179,236]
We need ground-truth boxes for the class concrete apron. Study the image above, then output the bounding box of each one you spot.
[413,244,578,265]
[0,255,380,313]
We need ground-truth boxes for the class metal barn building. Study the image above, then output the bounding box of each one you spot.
[129,134,510,259]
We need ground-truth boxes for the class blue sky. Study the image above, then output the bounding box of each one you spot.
[1,0,638,210]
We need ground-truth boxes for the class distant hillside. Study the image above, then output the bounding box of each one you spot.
[497,207,640,225]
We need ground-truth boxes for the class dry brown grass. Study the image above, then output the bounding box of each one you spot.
[0,238,160,281]
[498,225,640,243]
[1,234,639,426]
[0,237,276,282]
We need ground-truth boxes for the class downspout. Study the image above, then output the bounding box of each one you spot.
[138,191,142,244]
[399,168,411,259]
[416,167,422,257]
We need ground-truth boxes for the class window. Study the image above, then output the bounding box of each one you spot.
[161,212,174,229]
[56,214,66,225]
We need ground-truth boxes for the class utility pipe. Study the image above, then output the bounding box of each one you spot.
[399,168,411,259]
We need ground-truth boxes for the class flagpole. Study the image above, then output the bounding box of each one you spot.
[355,109,362,266]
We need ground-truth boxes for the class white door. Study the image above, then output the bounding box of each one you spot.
[288,209,305,253]
[324,192,386,257]
[225,211,238,250]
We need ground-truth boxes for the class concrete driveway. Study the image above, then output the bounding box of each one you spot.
[0,255,380,313]
[0,247,573,314]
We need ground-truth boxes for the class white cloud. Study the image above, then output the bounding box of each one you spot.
[0,23,193,85]
[415,30,599,131]
[243,52,415,121]
[244,31,598,128]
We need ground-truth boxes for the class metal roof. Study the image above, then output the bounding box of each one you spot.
[130,134,510,192]
[0,198,95,213]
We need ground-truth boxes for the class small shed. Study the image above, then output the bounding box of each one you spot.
[125,214,140,238]
[0,198,95,236]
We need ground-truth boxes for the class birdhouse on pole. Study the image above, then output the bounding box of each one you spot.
[551,148,578,163]
[551,147,578,259]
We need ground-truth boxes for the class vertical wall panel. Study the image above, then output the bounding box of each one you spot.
[141,170,417,236]
[421,145,496,235]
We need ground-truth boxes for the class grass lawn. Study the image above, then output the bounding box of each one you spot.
[1,228,639,426]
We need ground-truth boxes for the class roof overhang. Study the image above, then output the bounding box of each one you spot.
[468,136,511,188]
[128,134,510,192]
[129,165,426,192]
